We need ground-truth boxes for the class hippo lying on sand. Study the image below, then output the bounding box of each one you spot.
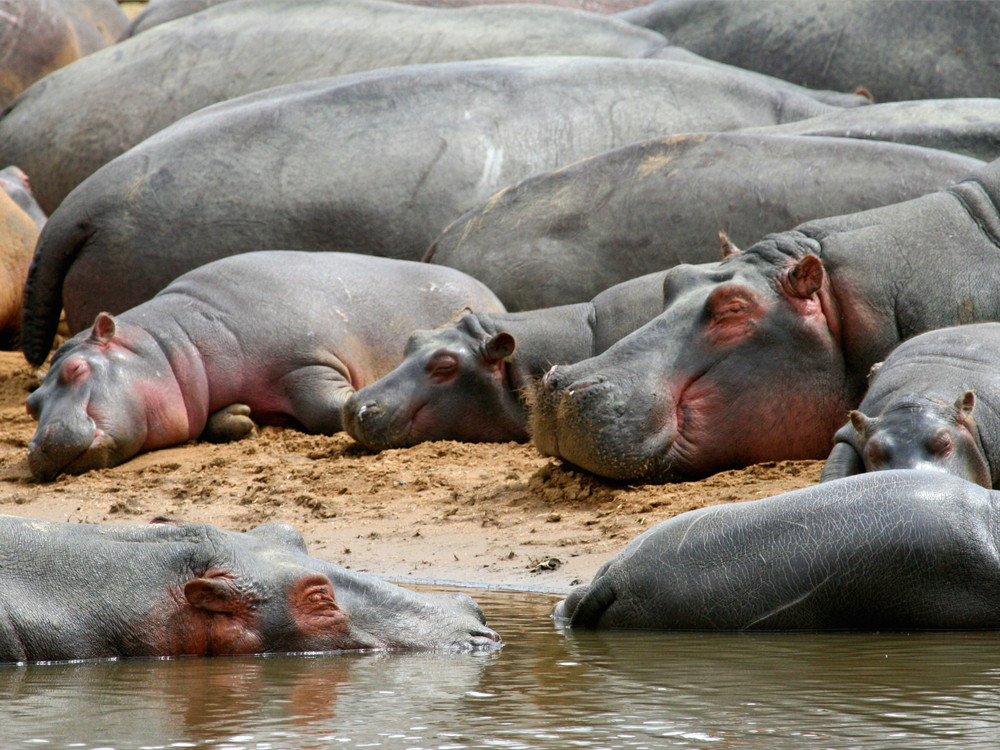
[821,323,1000,488]
[344,270,669,449]
[0,515,500,663]
[555,471,1000,630]
[426,132,980,309]
[531,156,1000,481]
[19,56,843,361]
[0,167,45,348]
[25,251,503,481]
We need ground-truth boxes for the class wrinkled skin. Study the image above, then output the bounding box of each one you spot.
[0,0,126,109]
[1,0,675,213]
[426,132,981,309]
[619,0,1000,103]
[0,515,500,663]
[0,167,44,348]
[822,323,1000,488]
[18,56,848,366]
[531,157,1000,481]
[344,271,668,449]
[25,251,503,481]
[554,470,1000,630]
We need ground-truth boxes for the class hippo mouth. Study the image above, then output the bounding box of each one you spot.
[27,418,115,482]
[345,398,426,451]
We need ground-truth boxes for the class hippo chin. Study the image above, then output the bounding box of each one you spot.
[0,515,500,662]
[556,470,1000,631]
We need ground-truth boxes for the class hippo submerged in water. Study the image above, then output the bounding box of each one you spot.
[531,156,1000,482]
[555,471,1000,631]
[25,251,503,481]
[0,515,500,663]
[821,323,1000,488]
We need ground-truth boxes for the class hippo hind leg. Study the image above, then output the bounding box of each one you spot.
[203,404,255,442]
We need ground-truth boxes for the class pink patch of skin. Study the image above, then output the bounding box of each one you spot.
[287,575,354,650]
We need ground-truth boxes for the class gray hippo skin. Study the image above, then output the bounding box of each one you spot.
[821,324,1000,488]
[426,132,981,310]
[0,0,127,109]
[0,515,500,662]
[24,251,504,481]
[0,0,674,213]
[343,271,669,449]
[0,168,45,348]
[619,0,1000,103]
[555,471,1000,630]
[19,56,840,365]
[530,156,1000,481]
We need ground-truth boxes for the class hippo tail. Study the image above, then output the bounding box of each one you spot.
[20,212,90,366]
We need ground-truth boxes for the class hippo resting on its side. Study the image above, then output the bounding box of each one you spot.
[425,132,981,310]
[19,56,843,364]
[530,155,1000,482]
[821,324,1000,488]
[0,167,46,349]
[618,0,1000,103]
[24,251,504,482]
[343,270,670,449]
[555,471,1000,630]
[0,515,500,663]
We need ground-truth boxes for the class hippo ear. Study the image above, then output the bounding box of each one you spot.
[89,312,118,344]
[184,576,250,614]
[849,410,875,438]
[866,361,884,384]
[780,254,825,299]
[719,230,741,259]
[957,390,976,418]
[484,332,516,363]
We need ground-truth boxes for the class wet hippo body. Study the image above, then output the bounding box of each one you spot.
[19,56,841,366]
[530,156,1000,481]
[821,324,1000,488]
[25,251,504,481]
[0,168,45,349]
[0,515,500,662]
[747,98,1000,163]
[555,471,1000,631]
[619,0,1000,103]
[344,271,669,449]
[0,0,676,213]
[426,133,981,310]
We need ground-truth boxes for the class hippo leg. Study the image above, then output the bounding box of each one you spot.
[285,366,356,434]
[203,404,255,442]
[820,441,864,482]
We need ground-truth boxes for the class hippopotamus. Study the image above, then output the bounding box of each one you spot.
[426,132,981,310]
[0,0,672,214]
[343,270,670,449]
[747,98,1000,163]
[618,0,1000,103]
[0,0,127,109]
[25,251,504,481]
[0,167,45,349]
[820,324,1000,488]
[530,155,1000,481]
[19,56,844,366]
[0,514,500,662]
[554,470,1000,630]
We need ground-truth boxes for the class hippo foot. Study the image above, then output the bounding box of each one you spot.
[203,404,255,442]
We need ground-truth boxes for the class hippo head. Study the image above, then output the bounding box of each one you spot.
[165,522,502,655]
[529,235,850,481]
[26,312,192,481]
[343,312,528,450]
[849,391,991,487]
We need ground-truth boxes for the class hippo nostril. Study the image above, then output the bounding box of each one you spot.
[567,376,605,395]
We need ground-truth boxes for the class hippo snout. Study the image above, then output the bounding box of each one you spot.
[27,417,100,482]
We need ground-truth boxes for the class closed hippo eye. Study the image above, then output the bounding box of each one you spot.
[288,574,351,646]
[428,354,459,382]
[59,357,91,385]
[865,440,888,467]
[928,429,954,456]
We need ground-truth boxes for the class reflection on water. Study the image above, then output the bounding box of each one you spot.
[3,587,1000,749]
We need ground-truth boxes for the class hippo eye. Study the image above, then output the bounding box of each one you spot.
[864,440,888,467]
[928,429,953,456]
[60,357,91,385]
[428,354,458,381]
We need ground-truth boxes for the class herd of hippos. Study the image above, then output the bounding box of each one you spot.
[4,0,1000,662]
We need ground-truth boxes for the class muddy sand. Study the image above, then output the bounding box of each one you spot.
[0,350,822,594]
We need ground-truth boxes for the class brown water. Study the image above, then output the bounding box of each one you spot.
[2,587,1000,749]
